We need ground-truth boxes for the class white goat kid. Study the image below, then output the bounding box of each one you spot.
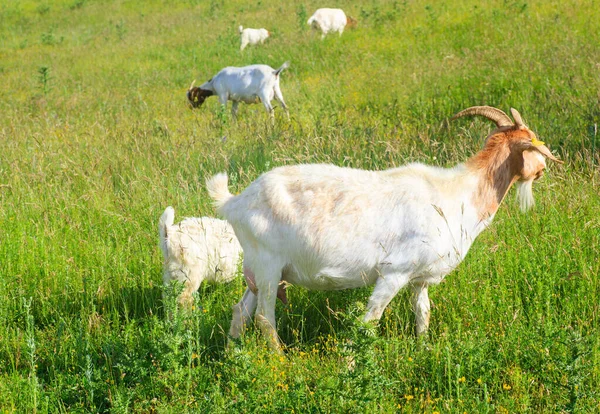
[307,8,357,39]
[239,25,270,51]
[159,206,242,308]
[187,62,290,121]
[207,106,562,352]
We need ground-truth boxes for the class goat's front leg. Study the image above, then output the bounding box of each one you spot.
[364,273,409,322]
[411,282,430,337]
[217,94,229,120]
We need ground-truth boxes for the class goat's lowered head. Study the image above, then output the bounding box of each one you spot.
[453,106,563,212]
[187,79,214,109]
[346,15,358,28]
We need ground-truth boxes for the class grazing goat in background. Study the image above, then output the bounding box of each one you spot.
[187,62,290,121]
[206,106,563,352]
[239,25,270,51]
[159,206,242,308]
[307,8,357,39]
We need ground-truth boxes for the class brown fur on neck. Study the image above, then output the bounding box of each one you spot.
[466,127,534,219]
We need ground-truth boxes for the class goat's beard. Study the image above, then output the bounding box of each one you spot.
[515,179,535,212]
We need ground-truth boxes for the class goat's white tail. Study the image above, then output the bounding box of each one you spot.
[206,173,233,211]
[159,206,175,258]
[238,25,244,34]
[307,16,315,25]
[274,61,290,76]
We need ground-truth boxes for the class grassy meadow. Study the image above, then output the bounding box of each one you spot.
[1,0,599,411]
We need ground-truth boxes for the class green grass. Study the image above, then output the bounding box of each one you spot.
[1,0,599,411]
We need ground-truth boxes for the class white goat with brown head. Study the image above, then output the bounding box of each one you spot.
[206,106,562,352]
[186,62,290,121]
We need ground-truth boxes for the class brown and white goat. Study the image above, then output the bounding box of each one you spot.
[207,106,562,352]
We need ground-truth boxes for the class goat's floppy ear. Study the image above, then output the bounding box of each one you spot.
[523,135,563,164]
[533,143,564,164]
[513,134,563,164]
[516,131,563,164]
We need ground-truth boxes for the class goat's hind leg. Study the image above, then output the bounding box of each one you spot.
[253,259,286,353]
[411,282,430,337]
[259,94,275,125]
[363,272,409,322]
[229,287,258,339]
[273,84,289,120]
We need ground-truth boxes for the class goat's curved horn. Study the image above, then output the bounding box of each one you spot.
[510,108,526,127]
[451,106,514,128]
[188,79,196,91]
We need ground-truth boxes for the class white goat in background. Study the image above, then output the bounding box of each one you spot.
[206,106,563,352]
[159,206,242,308]
[187,62,290,121]
[239,25,270,51]
[307,8,357,39]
